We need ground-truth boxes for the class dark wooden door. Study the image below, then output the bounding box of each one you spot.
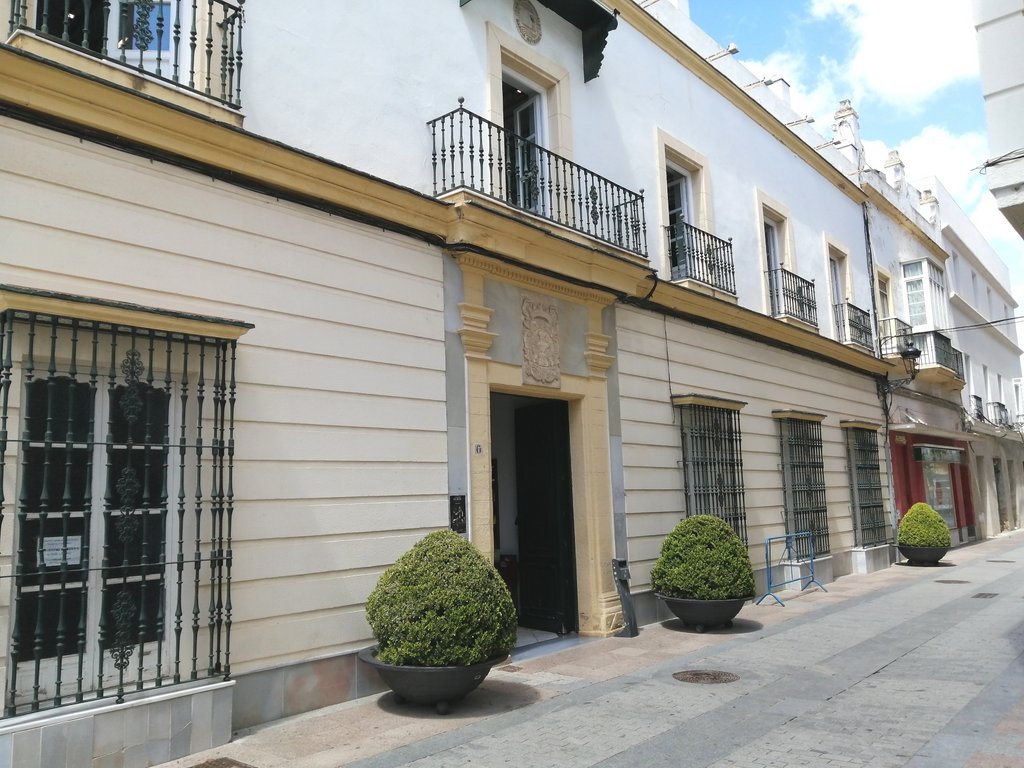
[515,400,577,634]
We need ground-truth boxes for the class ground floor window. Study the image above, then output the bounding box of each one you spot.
[776,413,829,557]
[674,396,747,543]
[0,292,247,716]
[844,426,887,547]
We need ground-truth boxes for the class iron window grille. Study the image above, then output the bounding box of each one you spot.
[677,404,747,543]
[0,307,239,716]
[844,428,886,547]
[778,418,829,557]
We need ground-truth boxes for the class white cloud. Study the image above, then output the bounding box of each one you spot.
[865,126,989,206]
[809,0,978,111]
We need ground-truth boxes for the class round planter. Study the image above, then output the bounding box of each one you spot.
[898,544,950,566]
[656,595,749,632]
[357,647,507,714]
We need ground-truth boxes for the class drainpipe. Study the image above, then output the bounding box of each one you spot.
[862,202,901,554]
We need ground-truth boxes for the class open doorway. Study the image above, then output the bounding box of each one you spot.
[490,393,578,638]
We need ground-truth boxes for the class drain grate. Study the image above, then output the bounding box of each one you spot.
[935,579,970,584]
[673,669,739,684]
[988,560,1015,563]
[500,664,522,673]
[191,760,258,768]
[972,593,998,599]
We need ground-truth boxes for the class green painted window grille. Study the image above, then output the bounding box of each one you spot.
[0,308,238,716]
[778,418,829,557]
[678,404,747,543]
[845,428,886,547]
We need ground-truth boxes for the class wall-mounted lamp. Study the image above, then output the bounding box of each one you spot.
[786,115,816,126]
[878,337,922,395]
[707,43,739,61]
[744,75,781,88]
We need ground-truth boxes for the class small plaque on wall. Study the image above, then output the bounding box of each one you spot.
[449,495,467,534]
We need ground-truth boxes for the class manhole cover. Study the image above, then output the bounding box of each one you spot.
[192,760,257,768]
[673,669,739,684]
[988,560,1015,563]
[935,579,970,584]
[972,593,998,599]
[500,664,522,672]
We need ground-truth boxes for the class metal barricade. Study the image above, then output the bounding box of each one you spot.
[755,532,828,606]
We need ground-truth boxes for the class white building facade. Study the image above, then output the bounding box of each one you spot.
[0,1,1019,766]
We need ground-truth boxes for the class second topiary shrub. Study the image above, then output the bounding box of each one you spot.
[897,502,951,548]
[365,529,517,667]
[651,515,755,601]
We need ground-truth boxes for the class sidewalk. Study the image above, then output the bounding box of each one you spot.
[166,531,1024,768]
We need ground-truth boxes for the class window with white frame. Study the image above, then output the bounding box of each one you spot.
[0,296,248,717]
[902,260,947,328]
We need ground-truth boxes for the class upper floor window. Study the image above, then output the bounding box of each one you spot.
[876,274,892,318]
[902,260,947,329]
[117,2,172,52]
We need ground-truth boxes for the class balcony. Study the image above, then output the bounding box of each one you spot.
[667,222,736,295]
[910,330,965,388]
[833,301,873,351]
[766,267,817,327]
[427,101,647,258]
[972,394,985,420]
[879,317,912,356]
[7,0,245,109]
[987,401,1011,426]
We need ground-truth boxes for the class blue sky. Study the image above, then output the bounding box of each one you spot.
[688,0,1024,306]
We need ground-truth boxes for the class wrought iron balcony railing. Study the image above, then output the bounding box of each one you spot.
[428,101,648,257]
[9,0,245,108]
[833,301,873,350]
[667,222,736,294]
[987,401,1010,426]
[972,394,985,420]
[910,330,964,379]
[879,317,912,357]
[766,267,817,327]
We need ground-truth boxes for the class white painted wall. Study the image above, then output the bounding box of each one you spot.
[0,118,449,672]
[240,0,873,335]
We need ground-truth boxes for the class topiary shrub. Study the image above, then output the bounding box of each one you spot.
[365,529,517,667]
[898,502,951,548]
[650,515,755,601]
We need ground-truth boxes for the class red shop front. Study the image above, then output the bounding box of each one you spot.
[889,432,976,544]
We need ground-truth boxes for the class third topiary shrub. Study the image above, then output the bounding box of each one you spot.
[651,515,755,601]
[898,502,951,548]
[365,529,517,667]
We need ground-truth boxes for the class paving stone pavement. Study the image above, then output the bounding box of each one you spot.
[167,531,1024,768]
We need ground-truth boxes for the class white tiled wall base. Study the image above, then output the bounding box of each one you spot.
[851,544,894,574]
[0,680,234,768]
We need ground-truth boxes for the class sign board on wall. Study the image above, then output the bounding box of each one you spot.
[913,446,964,464]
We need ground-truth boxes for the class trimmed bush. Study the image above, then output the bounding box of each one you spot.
[898,502,951,548]
[650,515,755,601]
[365,530,517,667]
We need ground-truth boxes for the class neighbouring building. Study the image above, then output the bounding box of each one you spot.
[972,0,1024,239]
[0,1,1019,766]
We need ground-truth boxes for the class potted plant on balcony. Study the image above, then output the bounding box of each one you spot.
[897,502,951,566]
[359,529,517,714]
[651,515,755,632]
